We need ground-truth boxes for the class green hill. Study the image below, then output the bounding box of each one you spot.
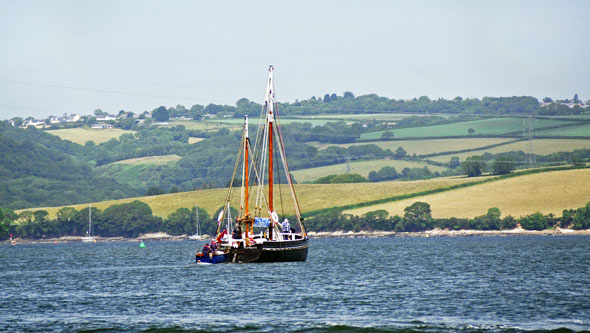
[0,122,139,209]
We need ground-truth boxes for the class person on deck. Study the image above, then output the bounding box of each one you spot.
[202,243,210,256]
[232,223,242,239]
[281,218,290,233]
[210,241,218,253]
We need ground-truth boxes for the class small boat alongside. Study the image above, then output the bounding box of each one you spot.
[195,66,309,264]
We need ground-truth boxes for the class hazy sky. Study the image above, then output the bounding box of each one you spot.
[1,0,589,119]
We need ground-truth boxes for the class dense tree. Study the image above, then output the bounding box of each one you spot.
[520,212,549,230]
[343,91,355,99]
[492,156,515,175]
[0,208,16,239]
[314,173,366,184]
[499,215,517,230]
[152,106,170,122]
[398,202,432,231]
[473,207,501,230]
[18,211,34,223]
[449,156,460,169]
[11,117,24,127]
[461,156,486,177]
[394,147,407,158]
[56,207,77,223]
[96,200,161,237]
[363,209,389,219]
[368,166,398,182]
[164,208,192,235]
[146,187,165,196]
[571,203,590,230]
[33,210,48,223]
[94,109,108,117]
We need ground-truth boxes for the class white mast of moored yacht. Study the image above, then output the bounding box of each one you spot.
[88,203,92,237]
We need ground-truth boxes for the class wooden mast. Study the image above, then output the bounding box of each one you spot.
[267,65,275,240]
[244,115,249,218]
[244,115,251,239]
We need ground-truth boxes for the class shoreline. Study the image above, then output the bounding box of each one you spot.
[3,228,590,245]
[309,227,590,238]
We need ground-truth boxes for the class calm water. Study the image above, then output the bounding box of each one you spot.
[1,236,589,332]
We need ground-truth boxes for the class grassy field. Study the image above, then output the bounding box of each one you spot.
[429,139,590,163]
[536,123,590,137]
[46,128,136,145]
[209,117,335,126]
[163,120,245,131]
[359,118,576,140]
[301,113,440,121]
[188,137,205,144]
[308,138,513,155]
[107,155,182,166]
[19,177,479,220]
[292,159,448,183]
[547,115,590,120]
[345,168,590,219]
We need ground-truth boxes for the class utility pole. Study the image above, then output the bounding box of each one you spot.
[526,114,537,169]
[346,153,351,174]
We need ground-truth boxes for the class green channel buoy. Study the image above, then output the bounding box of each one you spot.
[139,240,146,248]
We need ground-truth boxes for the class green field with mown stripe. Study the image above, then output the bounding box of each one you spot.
[360,118,575,140]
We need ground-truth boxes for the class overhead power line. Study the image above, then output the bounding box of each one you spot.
[0,77,225,104]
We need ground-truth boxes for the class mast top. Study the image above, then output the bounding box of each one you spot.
[244,115,249,139]
[265,66,275,122]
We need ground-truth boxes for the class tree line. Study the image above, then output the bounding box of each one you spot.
[0,201,214,240]
[3,201,589,241]
[306,202,590,233]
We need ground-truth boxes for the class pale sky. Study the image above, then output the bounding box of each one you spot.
[1,0,589,119]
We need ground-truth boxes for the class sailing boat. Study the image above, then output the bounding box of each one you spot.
[188,202,201,240]
[81,203,95,242]
[196,66,309,264]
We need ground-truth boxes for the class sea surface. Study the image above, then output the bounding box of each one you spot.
[1,236,589,332]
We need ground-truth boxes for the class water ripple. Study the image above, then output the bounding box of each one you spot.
[1,236,589,332]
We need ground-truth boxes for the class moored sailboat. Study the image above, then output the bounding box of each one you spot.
[81,203,95,242]
[188,202,201,240]
[195,66,308,264]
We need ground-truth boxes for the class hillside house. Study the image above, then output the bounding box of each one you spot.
[95,115,117,121]
[91,123,114,129]
[21,120,46,128]
[66,114,81,122]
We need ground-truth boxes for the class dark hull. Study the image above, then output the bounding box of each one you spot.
[254,237,309,262]
[228,246,264,263]
[221,237,309,264]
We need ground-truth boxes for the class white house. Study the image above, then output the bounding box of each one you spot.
[67,114,81,122]
[95,115,117,121]
[91,123,114,129]
[21,120,46,128]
